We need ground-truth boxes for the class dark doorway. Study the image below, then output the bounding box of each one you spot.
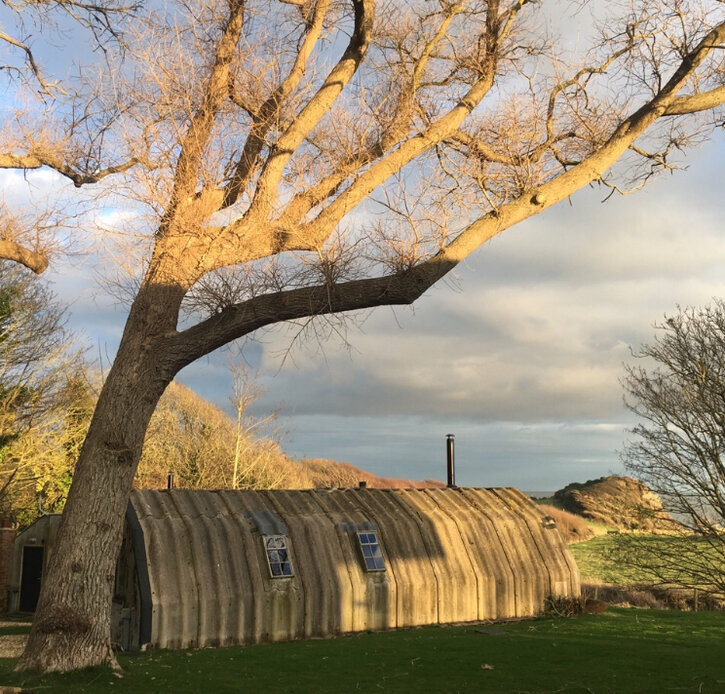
[19,545,44,612]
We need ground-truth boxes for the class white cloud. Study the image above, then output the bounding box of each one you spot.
[224,142,725,486]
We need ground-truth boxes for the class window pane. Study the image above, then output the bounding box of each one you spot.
[357,531,385,572]
[263,535,294,578]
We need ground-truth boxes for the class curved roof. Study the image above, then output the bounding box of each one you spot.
[127,487,579,649]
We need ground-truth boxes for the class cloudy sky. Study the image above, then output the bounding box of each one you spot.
[13,135,717,493]
[247,142,724,492]
[3,2,724,493]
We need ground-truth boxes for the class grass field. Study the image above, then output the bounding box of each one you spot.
[570,534,633,584]
[1,609,723,693]
[571,532,725,596]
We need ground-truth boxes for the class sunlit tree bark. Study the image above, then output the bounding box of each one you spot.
[0,0,139,271]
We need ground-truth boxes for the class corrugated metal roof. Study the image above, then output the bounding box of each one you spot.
[127,487,579,649]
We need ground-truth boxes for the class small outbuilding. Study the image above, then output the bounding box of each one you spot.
[112,487,580,650]
[9,514,62,613]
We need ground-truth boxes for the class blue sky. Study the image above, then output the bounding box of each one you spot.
[11,136,719,492]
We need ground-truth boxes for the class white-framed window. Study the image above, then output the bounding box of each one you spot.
[263,535,294,577]
[357,531,385,571]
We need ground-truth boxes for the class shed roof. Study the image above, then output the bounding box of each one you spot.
[126,487,579,649]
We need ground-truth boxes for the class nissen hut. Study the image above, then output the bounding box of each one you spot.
[112,487,580,650]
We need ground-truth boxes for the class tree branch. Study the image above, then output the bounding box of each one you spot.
[248,0,375,216]
[219,0,332,210]
[664,85,725,115]
[168,254,455,370]
[272,0,517,253]
[0,30,58,96]
[160,0,246,229]
[275,1,474,227]
[0,240,48,274]
[0,151,140,186]
[159,15,725,308]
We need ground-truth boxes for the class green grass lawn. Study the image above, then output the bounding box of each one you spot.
[570,533,725,594]
[1,609,723,693]
[570,534,633,584]
[0,617,34,637]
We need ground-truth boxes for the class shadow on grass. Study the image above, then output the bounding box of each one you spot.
[0,609,722,693]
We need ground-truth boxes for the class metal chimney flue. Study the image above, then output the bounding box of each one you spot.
[167,472,175,490]
[446,434,456,488]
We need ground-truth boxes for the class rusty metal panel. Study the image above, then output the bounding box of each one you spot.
[321,489,394,632]
[262,490,345,640]
[343,488,439,628]
[217,490,303,644]
[387,489,479,625]
[460,488,542,617]
[131,490,196,649]
[461,488,579,617]
[487,489,554,615]
[421,488,499,621]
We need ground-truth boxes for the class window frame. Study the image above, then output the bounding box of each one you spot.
[262,534,294,578]
[357,530,386,572]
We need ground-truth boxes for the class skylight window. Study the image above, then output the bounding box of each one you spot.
[263,535,293,577]
[357,531,385,571]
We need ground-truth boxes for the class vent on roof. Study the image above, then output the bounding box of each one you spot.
[263,535,294,577]
[541,516,557,530]
[357,531,386,572]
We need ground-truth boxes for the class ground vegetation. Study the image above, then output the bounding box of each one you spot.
[2,609,724,693]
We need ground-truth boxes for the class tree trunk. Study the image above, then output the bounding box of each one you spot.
[15,282,184,672]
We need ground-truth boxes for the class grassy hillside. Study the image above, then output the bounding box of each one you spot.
[297,458,444,489]
[537,480,724,608]
[136,382,444,493]
[570,535,635,584]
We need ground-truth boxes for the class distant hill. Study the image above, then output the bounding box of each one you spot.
[553,475,678,533]
[135,381,442,492]
[297,458,444,490]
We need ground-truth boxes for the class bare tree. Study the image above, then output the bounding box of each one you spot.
[136,379,292,489]
[0,0,140,272]
[1,0,140,94]
[228,362,285,488]
[620,300,725,598]
[0,0,722,673]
